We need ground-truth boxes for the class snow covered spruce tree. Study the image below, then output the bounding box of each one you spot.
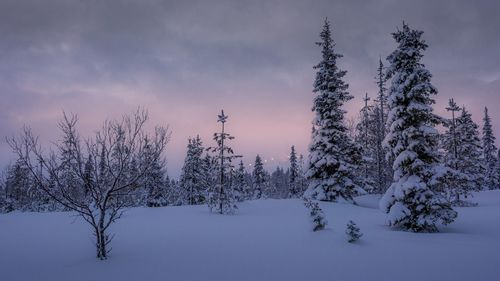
[141,138,169,207]
[444,98,461,170]
[456,107,485,191]
[180,135,207,205]
[441,104,484,204]
[288,146,306,198]
[305,19,364,203]
[379,23,457,232]
[207,110,240,214]
[373,59,392,193]
[233,160,250,202]
[354,91,391,195]
[298,154,308,193]
[439,98,468,202]
[8,109,170,259]
[355,93,378,193]
[346,220,363,243]
[482,107,499,190]
[252,154,271,199]
[375,58,389,130]
[371,105,392,193]
[270,167,288,198]
[288,146,300,198]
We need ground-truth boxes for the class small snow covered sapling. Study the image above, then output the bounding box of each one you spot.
[303,198,327,231]
[346,220,362,243]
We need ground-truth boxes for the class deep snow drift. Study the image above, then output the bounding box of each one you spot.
[1,191,499,281]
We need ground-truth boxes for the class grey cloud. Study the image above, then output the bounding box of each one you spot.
[0,0,499,176]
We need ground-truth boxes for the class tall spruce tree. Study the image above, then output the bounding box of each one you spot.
[83,155,94,199]
[201,154,217,201]
[482,107,499,189]
[270,167,288,199]
[298,154,308,194]
[356,94,373,179]
[58,122,85,203]
[441,104,484,204]
[180,135,207,205]
[372,58,392,194]
[305,19,364,203]
[355,93,379,193]
[126,157,144,206]
[455,107,485,193]
[375,58,389,131]
[233,160,249,202]
[379,23,457,232]
[289,146,298,185]
[142,138,168,207]
[445,98,461,170]
[372,105,391,193]
[288,146,302,198]
[207,110,240,214]
[439,99,465,201]
[439,103,473,204]
[252,154,270,199]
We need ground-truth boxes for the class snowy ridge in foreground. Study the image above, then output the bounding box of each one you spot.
[1,191,500,281]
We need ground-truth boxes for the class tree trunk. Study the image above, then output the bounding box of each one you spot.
[96,210,108,260]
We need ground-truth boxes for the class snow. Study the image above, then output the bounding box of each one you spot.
[1,191,500,281]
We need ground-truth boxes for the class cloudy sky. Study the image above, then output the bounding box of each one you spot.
[1,0,499,177]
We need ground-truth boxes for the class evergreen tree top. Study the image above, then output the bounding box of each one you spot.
[237,160,245,171]
[290,146,297,161]
[312,18,350,106]
[446,98,460,112]
[483,107,495,139]
[375,58,387,99]
[315,19,339,61]
[387,22,428,78]
[482,107,498,159]
[217,110,228,124]
[254,155,263,167]
[385,22,438,119]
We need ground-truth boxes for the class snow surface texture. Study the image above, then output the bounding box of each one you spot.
[1,191,500,281]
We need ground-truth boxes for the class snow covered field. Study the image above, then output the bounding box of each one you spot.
[1,191,499,281]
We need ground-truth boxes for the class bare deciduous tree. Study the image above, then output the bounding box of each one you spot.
[8,109,170,259]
